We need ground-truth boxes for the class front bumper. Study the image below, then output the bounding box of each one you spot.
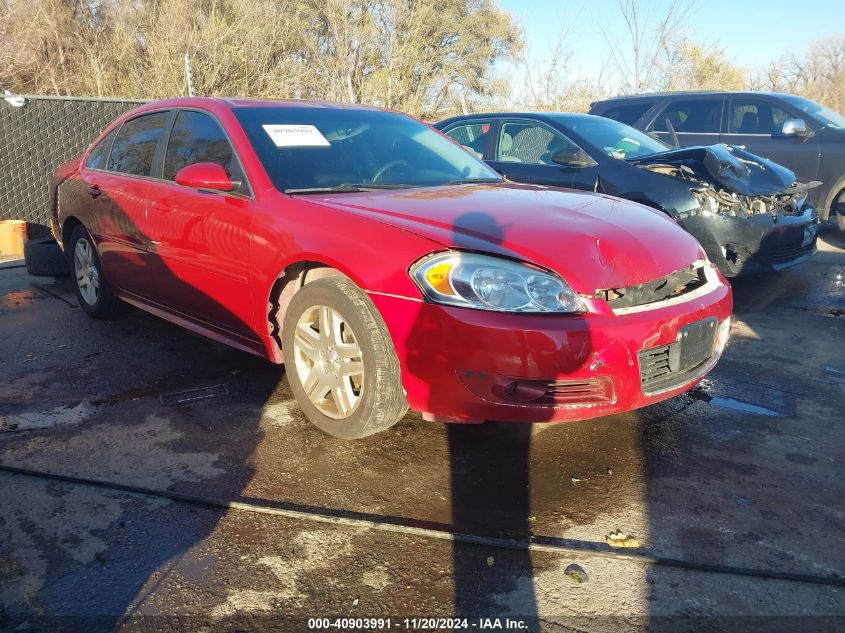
[680,207,819,277]
[369,276,732,424]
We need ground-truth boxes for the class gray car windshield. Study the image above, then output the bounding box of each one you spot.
[233,107,501,193]
[559,116,670,159]
[782,96,845,131]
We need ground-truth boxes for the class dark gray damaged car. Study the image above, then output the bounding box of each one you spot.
[436,113,820,277]
[627,142,820,276]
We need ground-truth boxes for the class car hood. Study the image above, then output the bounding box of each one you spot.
[308,183,706,293]
[629,144,795,196]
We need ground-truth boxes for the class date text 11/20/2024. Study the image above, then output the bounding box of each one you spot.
[307,617,529,630]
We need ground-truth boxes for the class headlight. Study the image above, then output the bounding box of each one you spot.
[410,252,585,313]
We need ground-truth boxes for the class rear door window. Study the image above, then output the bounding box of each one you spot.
[86,128,118,170]
[442,121,493,159]
[599,102,656,126]
[108,111,170,176]
[496,121,581,165]
[163,110,248,193]
[653,99,723,134]
[727,99,792,135]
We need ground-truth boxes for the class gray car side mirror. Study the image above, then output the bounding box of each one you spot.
[781,118,812,137]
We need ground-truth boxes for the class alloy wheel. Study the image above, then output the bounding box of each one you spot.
[74,237,99,305]
[292,305,365,419]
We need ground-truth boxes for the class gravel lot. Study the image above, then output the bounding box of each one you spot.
[1,229,844,632]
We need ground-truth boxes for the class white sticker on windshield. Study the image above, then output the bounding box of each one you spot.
[262,124,330,147]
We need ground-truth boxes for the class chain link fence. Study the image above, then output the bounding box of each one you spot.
[0,95,146,232]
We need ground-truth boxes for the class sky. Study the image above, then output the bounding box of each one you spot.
[496,0,845,88]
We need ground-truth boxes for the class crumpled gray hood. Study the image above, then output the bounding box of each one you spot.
[629,143,796,196]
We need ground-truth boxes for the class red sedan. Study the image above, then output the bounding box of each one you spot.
[51,97,732,439]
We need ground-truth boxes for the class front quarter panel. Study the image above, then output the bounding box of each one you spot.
[597,160,700,217]
[248,192,443,340]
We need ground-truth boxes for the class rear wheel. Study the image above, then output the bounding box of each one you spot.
[68,225,125,317]
[282,276,407,439]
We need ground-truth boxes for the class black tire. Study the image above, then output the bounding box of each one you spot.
[24,237,69,277]
[67,225,126,318]
[823,181,845,229]
[282,276,407,439]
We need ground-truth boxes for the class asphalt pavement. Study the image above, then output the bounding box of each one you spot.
[1,229,844,632]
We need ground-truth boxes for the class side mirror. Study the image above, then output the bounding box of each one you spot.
[174,162,233,191]
[551,148,595,168]
[781,118,811,137]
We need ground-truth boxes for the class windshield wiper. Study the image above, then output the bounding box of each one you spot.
[285,179,501,194]
[285,182,419,195]
[446,177,503,185]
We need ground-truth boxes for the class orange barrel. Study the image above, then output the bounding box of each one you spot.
[0,220,27,256]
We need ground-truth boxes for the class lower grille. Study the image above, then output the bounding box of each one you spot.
[772,244,810,263]
[542,378,615,405]
[502,377,615,406]
[638,318,717,394]
[638,345,673,388]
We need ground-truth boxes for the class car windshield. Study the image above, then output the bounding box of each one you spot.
[233,107,501,193]
[782,95,845,130]
[560,116,671,159]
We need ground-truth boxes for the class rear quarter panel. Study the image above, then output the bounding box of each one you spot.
[52,158,88,248]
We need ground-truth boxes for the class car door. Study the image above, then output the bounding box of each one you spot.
[720,97,821,184]
[486,118,599,190]
[646,97,724,147]
[143,109,256,338]
[81,110,170,296]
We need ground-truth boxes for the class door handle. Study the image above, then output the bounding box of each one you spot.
[87,185,102,198]
[151,200,172,212]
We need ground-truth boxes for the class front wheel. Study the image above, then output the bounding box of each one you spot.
[282,276,408,439]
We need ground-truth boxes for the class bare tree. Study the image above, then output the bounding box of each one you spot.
[498,9,611,114]
[659,37,746,92]
[600,0,695,94]
[751,35,845,112]
[0,0,520,119]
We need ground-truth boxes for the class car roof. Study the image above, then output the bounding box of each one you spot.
[592,90,801,104]
[131,96,385,112]
[437,112,608,125]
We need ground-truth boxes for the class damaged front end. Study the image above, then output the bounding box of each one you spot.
[630,144,821,277]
